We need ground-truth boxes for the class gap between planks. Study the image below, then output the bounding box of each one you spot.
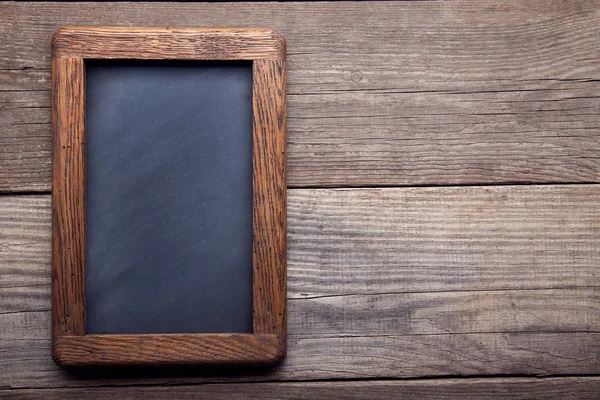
[2,181,600,195]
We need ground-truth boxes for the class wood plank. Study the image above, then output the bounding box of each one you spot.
[2,377,600,400]
[3,329,599,386]
[3,185,599,300]
[4,287,597,340]
[289,185,600,296]
[1,1,600,191]
[1,186,599,387]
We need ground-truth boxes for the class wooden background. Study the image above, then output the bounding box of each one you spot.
[1,1,599,398]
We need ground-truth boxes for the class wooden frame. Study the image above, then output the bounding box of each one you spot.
[51,27,286,368]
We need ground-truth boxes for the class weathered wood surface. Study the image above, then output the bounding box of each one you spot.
[1,1,600,191]
[2,0,600,396]
[1,187,598,388]
[2,377,600,400]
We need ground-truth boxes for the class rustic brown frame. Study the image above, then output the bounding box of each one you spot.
[51,27,286,368]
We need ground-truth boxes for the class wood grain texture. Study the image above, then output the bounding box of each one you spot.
[51,28,286,367]
[2,0,600,191]
[3,289,599,383]
[2,377,600,400]
[4,325,599,385]
[1,187,598,387]
[52,27,285,60]
[51,57,86,339]
[253,60,287,347]
[53,334,282,368]
[0,88,50,192]
[3,0,600,395]
[0,194,50,289]
[288,185,600,296]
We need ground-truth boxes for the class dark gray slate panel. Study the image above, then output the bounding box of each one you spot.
[85,60,253,334]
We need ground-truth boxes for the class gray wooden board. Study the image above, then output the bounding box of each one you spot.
[2,377,600,400]
[1,0,600,397]
[1,0,600,191]
[84,60,254,334]
[1,188,598,388]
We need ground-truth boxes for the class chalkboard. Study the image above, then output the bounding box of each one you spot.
[52,27,286,368]
[84,60,254,334]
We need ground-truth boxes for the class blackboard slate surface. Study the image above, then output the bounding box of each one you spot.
[85,60,254,334]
